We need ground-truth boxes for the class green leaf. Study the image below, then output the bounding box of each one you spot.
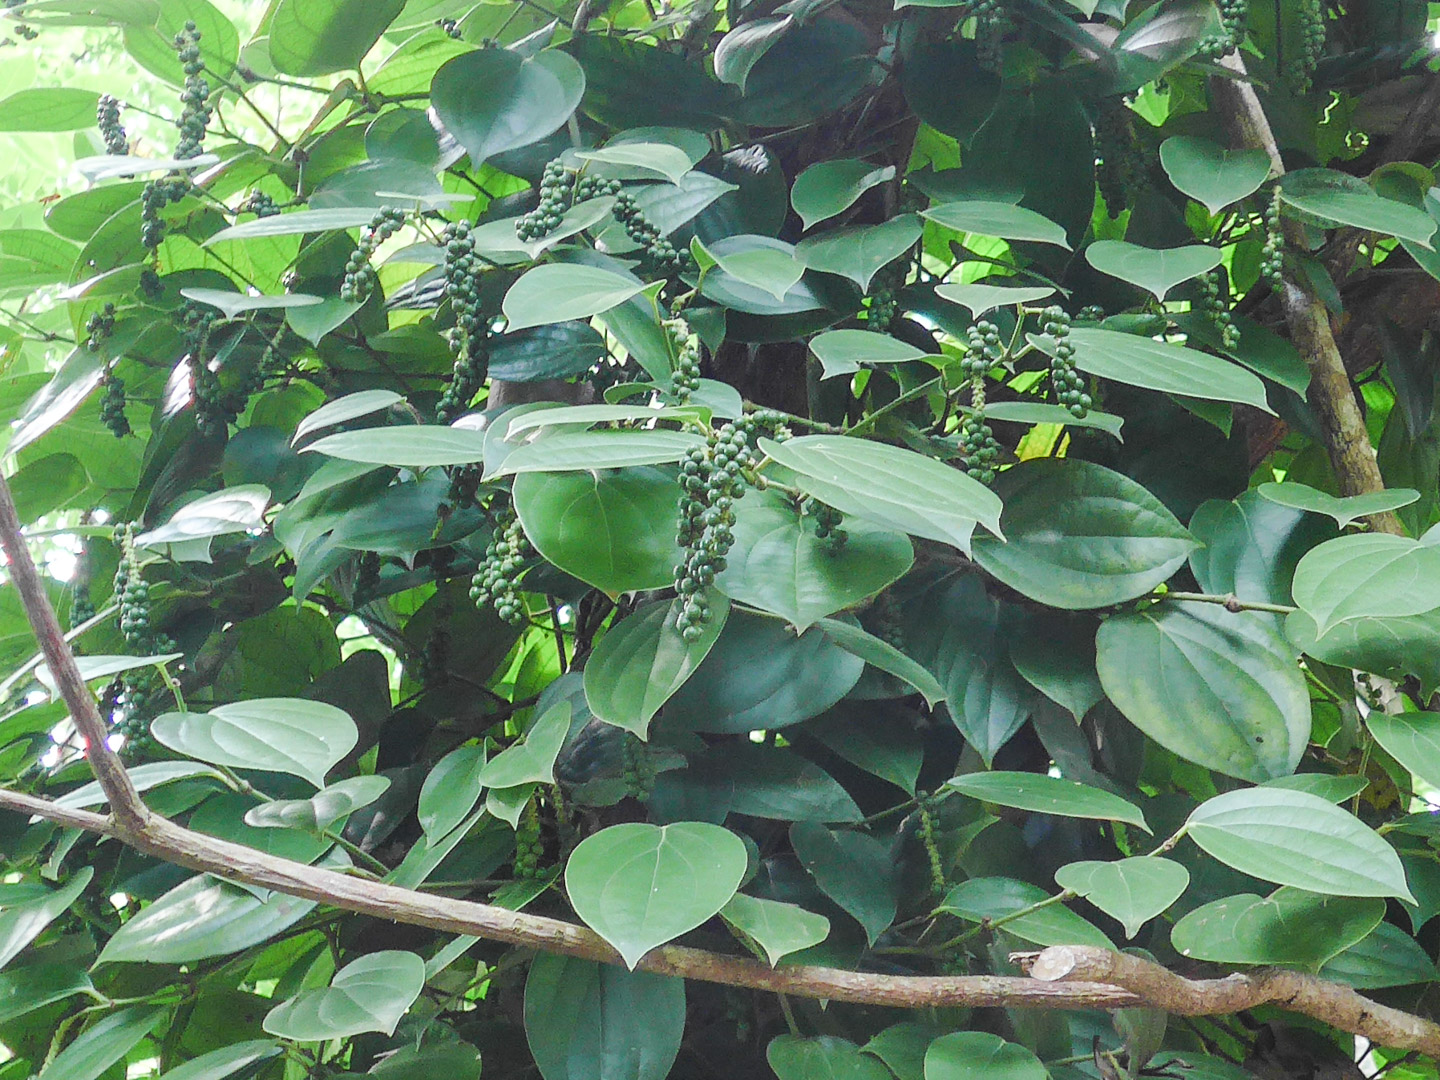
[1062,328,1274,413]
[366,1043,483,1080]
[717,488,912,630]
[1292,534,1440,638]
[489,322,610,381]
[243,775,390,833]
[417,743,487,841]
[947,771,1149,830]
[792,160,897,230]
[1188,490,1333,610]
[583,597,728,738]
[151,698,357,788]
[713,15,793,93]
[789,822,897,944]
[971,459,1195,609]
[768,1036,892,1080]
[1084,241,1222,301]
[1263,774,1369,803]
[524,953,685,1080]
[503,264,653,332]
[1053,857,1190,939]
[937,877,1111,949]
[718,744,862,823]
[809,329,930,380]
[924,1032,1048,1080]
[934,282,1056,317]
[565,822,748,968]
[206,207,382,244]
[36,654,183,696]
[189,793,331,864]
[1171,888,1384,968]
[922,200,1071,248]
[514,466,683,594]
[98,875,317,964]
[1008,618,1103,720]
[76,152,220,181]
[0,87,99,131]
[721,894,830,966]
[702,237,806,301]
[575,142,696,185]
[36,1006,163,1080]
[478,700,571,788]
[0,965,94,1025]
[807,707,924,794]
[816,618,944,706]
[795,215,923,291]
[0,868,93,972]
[1280,168,1437,247]
[1319,921,1439,989]
[155,1042,282,1080]
[495,430,706,474]
[432,48,585,167]
[1286,606,1440,698]
[7,347,104,457]
[758,435,1002,553]
[504,404,705,437]
[303,425,488,467]
[974,400,1125,440]
[1158,137,1272,215]
[263,951,426,1040]
[293,390,402,445]
[135,485,271,551]
[1186,788,1414,900]
[1096,604,1310,782]
[1365,712,1440,791]
[178,287,324,320]
[1257,482,1421,528]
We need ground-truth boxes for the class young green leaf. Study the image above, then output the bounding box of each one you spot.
[934,282,1056,317]
[151,699,358,789]
[815,617,944,706]
[292,390,402,445]
[417,744,488,841]
[791,160,897,230]
[1159,136,1271,214]
[1291,534,1440,638]
[503,264,650,332]
[477,701,572,789]
[263,951,426,1040]
[243,776,391,834]
[1084,240,1222,301]
[922,200,1071,248]
[937,877,1110,949]
[789,822,897,944]
[1061,328,1274,413]
[924,1031,1048,1080]
[808,329,931,380]
[720,894,830,966]
[1257,482,1422,528]
[1053,857,1189,939]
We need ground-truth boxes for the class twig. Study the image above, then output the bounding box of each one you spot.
[1163,592,1297,615]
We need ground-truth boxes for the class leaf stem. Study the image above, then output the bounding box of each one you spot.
[1162,591,1297,615]
[845,376,945,436]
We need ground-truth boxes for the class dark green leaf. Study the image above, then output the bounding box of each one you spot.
[432,47,585,166]
[947,771,1148,830]
[789,822,896,944]
[1171,888,1383,968]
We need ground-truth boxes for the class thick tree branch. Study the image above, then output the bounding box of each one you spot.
[1209,57,1406,536]
[1024,946,1440,1058]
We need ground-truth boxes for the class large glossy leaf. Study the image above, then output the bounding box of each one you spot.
[758,436,1002,552]
[789,822,897,945]
[495,430,705,474]
[921,201,1071,248]
[717,489,912,630]
[1188,490,1333,610]
[1096,604,1309,782]
[971,459,1195,609]
[791,160,896,230]
[1054,857,1190,939]
[565,822,748,968]
[1008,618,1103,720]
[1365,713,1440,791]
[0,868,93,972]
[1170,888,1383,968]
[1084,241,1221,301]
[6,347,104,457]
[135,485,271,550]
[924,1032,1048,1080]
[513,466,683,595]
[938,877,1110,948]
[1280,169,1437,246]
[947,772,1148,830]
[1291,534,1440,637]
[663,610,864,733]
[795,215,923,291]
[417,743,487,841]
[432,47,585,166]
[1286,607,1440,697]
[0,965,94,1025]
[715,743,862,823]
[1186,788,1414,900]
[264,951,426,1040]
[303,425,488,467]
[583,597,727,738]
[503,264,652,332]
[768,1036,892,1080]
[478,700,571,789]
[524,953,685,1080]
[720,894,830,966]
[489,323,609,381]
[152,699,357,788]
[35,1006,163,1080]
[1320,921,1439,989]
[99,875,316,964]
[1158,137,1271,214]
[293,390,402,445]
[1062,328,1273,412]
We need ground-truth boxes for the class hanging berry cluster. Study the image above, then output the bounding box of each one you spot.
[514,797,545,880]
[968,0,1008,73]
[1196,0,1248,59]
[621,734,656,801]
[110,525,178,755]
[805,498,848,549]
[470,501,532,627]
[84,303,115,352]
[958,326,1001,484]
[173,22,212,160]
[340,207,407,303]
[1094,98,1147,217]
[1199,270,1240,349]
[100,375,131,438]
[666,317,702,403]
[96,94,129,155]
[140,178,189,252]
[1285,0,1325,94]
[917,799,948,897]
[436,220,489,422]
[614,191,687,276]
[179,302,250,437]
[674,423,756,639]
[515,160,575,241]
[870,591,904,650]
[1260,186,1284,285]
[239,191,280,218]
[1043,306,1091,418]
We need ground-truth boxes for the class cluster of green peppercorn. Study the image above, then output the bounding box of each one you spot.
[340,207,408,303]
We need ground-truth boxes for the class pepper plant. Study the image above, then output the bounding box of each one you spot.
[2,0,1440,1078]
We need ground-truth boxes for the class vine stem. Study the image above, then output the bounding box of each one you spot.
[845,375,945,436]
[1162,591,1297,615]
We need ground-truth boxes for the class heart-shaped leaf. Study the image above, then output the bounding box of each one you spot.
[151,699,357,789]
[267,0,406,76]
[947,771,1149,830]
[478,701,571,789]
[1159,137,1272,214]
[768,1036,892,1080]
[922,201,1071,248]
[808,329,930,380]
[243,776,390,833]
[759,436,1002,553]
[934,282,1056,317]
[1171,888,1383,967]
[1256,482,1419,527]
[795,215,922,291]
[1280,168,1437,247]
[1085,240,1222,300]
[263,951,426,1040]
[1186,788,1414,900]
[503,264,652,332]
[1292,534,1440,637]
[937,877,1110,948]
[792,160,896,229]
[720,894,830,966]
[925,1032,1048,1080]
[1365,712,1440,791]
[565,822,748,968]
[584,597,728,738]
[575,142,696,185]
[1054,857,1190,939]
[717,488,913,630]
[432,48,585,167]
